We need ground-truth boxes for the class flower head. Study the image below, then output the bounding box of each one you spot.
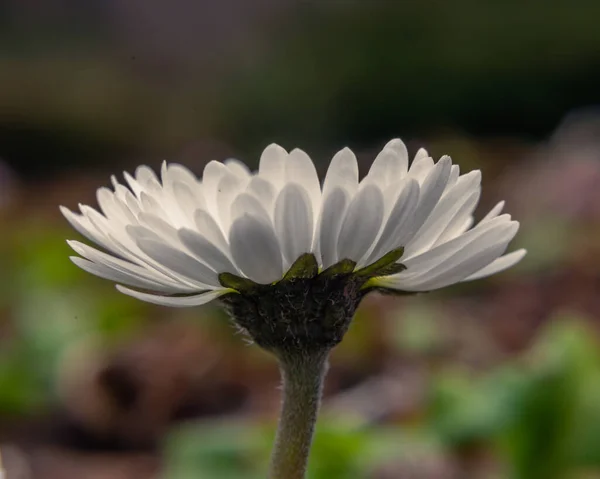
[62,139,524,308]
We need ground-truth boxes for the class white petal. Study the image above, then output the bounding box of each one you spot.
[194,209,229,252]
[124,165,159,198]
[96,187,136,224]
[135,165,160,187]
[444,165,461,192]
[79,205,133,257]
[434,190,482,246]
[229,214,284,284]
[162,163,199,189]
[116,285,229,307]
[408,155,434,183]
[137,212,180,245]
[67,240,185,291]
[386,220,519,290]
[413,148,429,162]
[286,148,321,221]
[173,181,205,219]
[225,158,251,178]
[259,143,287,187]
[179,228,238,274]
[274,183,314,267]
[384,138,409,160]
[246,177,277,214]
[364,179,420,264]
[322,147,359,195]
[116,185,142,216]
[136,238,220,287]
[402,216,515,273]
[317,188,351,269]
[71,257,181,293]
[401,156,452,246]
[60,206,113,252]
[462,248,526,281]
[202,160,229,217]
[231,192,271,225]
[336,184,384,263]
[216,172,245,232]
[139,191,168,219]
[481,201,505,222]
[405,170,481,256]
[395,238,516,291]
[435,198,503,247]
[366,141,408,187]
[123,171,143,197]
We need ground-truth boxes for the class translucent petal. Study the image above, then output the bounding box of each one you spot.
[364,179,419,264]
[259,143,287,188]
[202,160,229,217]
[402,216,515,273]
[136,238,220,287]
[171,181,204,226]
[162,162,198,189]
[383,138,409,161]
[481,201,506,222]
[135,165,159,187]
[408,155,434,183]
[194,209,229,252]
[246,177,277,214]
[397,240,515,291]
[286,148,321,222]
[366,141,408,187]
[317,188,351,269]
[60,206,113,252]
[216,173,245,232]
[71,257,182,293]
[225,158,251,178]
[336,184,384,263]
[231,193,271,225]
[405,170,481,256]
[179,228,238,274]
[67,240,185,290]
[96,187,137,224]
[137,212,180,245]
[413,148,429,162]
[401,156,452,246]
[229,214,284,284]
[322,147,359,195]
[462,248,526,281]
[116,286,228,307]
[274,183,313,266]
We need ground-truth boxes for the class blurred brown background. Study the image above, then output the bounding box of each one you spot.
[1,1,600,478]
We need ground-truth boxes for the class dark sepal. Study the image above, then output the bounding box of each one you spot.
[283,253,319,280]
[218,272,260,293]
[320,258,357,277]
[355,247,406,277]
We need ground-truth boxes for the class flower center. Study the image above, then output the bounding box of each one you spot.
[220,271,364,354]
[219,250,406,354]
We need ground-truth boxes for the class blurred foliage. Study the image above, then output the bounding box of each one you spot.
[0,219,147,414]
[162,318,600,478]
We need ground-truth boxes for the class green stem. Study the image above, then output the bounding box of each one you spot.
[268,350,329,479]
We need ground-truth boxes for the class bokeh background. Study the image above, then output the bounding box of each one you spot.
[1,1,600,478]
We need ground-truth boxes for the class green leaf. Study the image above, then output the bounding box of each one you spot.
[283,253,319,280]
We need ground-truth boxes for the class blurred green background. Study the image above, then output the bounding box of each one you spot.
[1,1,600,478]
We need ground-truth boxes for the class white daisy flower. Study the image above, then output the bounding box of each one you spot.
[61,139,524,309]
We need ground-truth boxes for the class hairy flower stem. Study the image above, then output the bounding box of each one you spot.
[268,349,329,479]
